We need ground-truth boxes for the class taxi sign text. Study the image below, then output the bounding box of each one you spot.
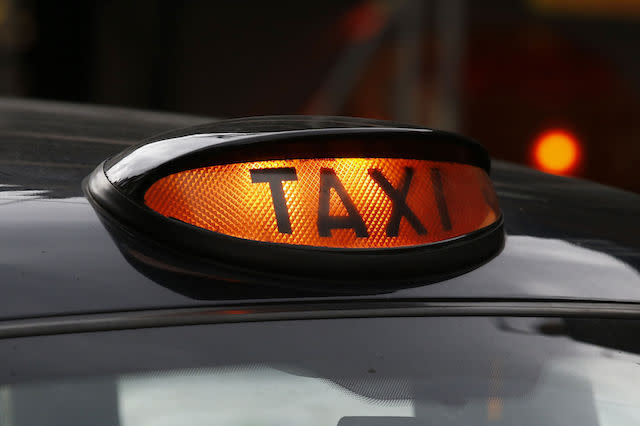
[144,158,499,249]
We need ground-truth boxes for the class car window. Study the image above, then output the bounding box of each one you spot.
[1,316,640,425]
[2,355,640,426]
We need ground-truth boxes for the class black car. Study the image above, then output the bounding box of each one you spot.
[1,98,640,426]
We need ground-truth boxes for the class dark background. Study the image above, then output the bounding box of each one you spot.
[1,0,639,192]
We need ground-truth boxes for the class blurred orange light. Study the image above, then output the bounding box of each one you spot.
[533,129,581,174]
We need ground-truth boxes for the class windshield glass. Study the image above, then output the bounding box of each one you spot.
[126,357,639,425]
[2,316,640,425]
[2,356,639,426]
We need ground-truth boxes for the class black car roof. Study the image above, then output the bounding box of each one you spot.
[1,98,639,321]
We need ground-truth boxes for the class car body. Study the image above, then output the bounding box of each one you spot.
[1,98,640,425]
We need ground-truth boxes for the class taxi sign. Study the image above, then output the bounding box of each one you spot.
[144,158,499,249]
[85,116,503,284]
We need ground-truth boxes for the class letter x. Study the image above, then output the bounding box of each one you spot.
[368,167,427,237]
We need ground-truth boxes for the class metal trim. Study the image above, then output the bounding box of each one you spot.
[3,300,640,339]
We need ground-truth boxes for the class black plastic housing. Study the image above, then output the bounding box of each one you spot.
[84,116,504,289]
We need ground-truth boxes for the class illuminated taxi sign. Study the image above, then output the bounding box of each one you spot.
[144,158,499,249]
[85,117,504,284]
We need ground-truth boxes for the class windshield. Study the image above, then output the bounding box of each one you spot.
[2,358,637,426]
[1,316,640,425]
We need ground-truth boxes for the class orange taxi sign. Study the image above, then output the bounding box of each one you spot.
[87,119,504,283]
[145,158,499,249]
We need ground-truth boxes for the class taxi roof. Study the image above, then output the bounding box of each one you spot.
[1,98,639,321]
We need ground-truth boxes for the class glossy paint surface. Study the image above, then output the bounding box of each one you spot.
[1,100,639,320]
